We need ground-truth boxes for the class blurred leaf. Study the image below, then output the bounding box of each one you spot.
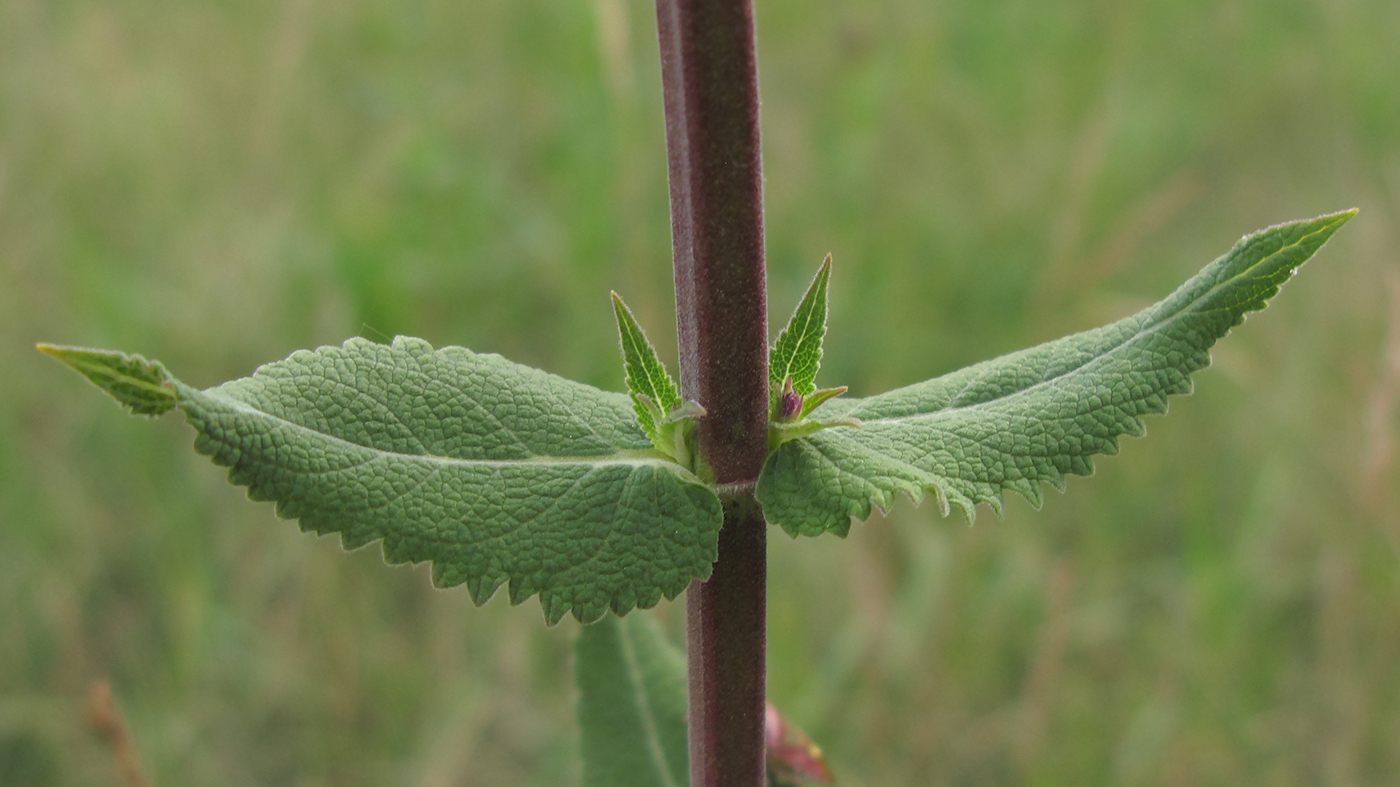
[757,210,1356,536]
[42,336,724,623]
[765,702,834,786]
[576,613,690,787]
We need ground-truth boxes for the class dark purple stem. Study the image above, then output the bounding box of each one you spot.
[653,0,768,784]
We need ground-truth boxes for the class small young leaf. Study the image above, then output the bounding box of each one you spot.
[664,399,708,423]
[42,336,725,623]
[37,344,177,416]
[613,291,683,450]
[756,210,1356,537]
[576,613,689,787]
[770,255,832,398]
[768,416,861,453]
[797,386,847,421]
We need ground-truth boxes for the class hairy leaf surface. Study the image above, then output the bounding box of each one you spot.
[756,211,1355,536]
[37,344,177,416]
[575,613,689,787]
[770,255,832,398]
[613,291,682,445]
[45,337,724,623]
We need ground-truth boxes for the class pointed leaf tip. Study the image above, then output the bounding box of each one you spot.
[40,334,724,623]
[771,254,833,397]
[1320,207,1358,225]
[38,343,177,416]
[798,385,848,420]
[757,211,1356,537]
[611,291,684,457]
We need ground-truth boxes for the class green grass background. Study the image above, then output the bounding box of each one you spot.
[3,0,1398,783]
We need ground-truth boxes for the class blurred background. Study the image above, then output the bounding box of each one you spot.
[2,0,1398,783]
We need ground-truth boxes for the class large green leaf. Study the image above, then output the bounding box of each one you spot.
[42,336,724,623]
[756,210,1356,537]
[575,613,689,787]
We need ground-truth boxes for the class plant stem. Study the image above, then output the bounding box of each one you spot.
[653,0,768,784]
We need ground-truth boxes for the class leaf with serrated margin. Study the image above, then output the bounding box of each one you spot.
[575,613,689,787]
[42,336,724,623]
[771,255,832,398]
[756,210,1356,537]
[613,292,683,448]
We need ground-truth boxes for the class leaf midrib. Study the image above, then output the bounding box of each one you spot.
[189,388,686,471]
[616,620,682,787]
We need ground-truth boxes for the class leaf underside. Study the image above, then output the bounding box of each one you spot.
[756,210,1356,537]
[575,613,689,787]
[47,337,724,624]
[37,344,177,416]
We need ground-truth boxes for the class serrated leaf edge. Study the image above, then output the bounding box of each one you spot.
[770,254,832,399]
[760,209,1357,536]
[178,375,717,624]
[612,292,686,454]
[48,336,724,624]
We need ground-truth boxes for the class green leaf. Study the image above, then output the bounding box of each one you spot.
[37,344,177,416]
[756,210,1356,537]
[576,612,689,787]
[797,386,848,421]
[613,291,683,446]
[43,336,724,623]
[770,254,832,399]
[768,416,862,453]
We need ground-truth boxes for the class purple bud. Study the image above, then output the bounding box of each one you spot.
[777,377,802,421]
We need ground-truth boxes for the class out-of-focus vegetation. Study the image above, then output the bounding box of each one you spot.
[2,0,1397,783]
